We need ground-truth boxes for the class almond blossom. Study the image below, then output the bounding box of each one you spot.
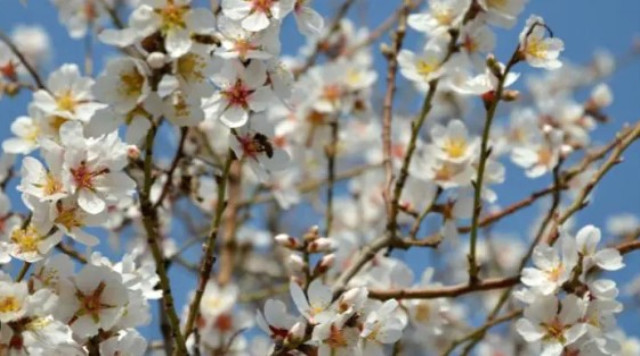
[221,0,295,32]
[206,59,273,127]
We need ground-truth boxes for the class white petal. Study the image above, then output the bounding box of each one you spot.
[594,249,625,271]
[78,189,106,215]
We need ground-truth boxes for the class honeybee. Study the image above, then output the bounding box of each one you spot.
[253,133,274,158]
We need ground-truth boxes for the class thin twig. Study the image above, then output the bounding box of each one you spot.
[442,309,523,356]
[324,119,339,236]
[153,127,189,209]
[139,126,188,355]
[468,51,520,283]
[217,160,242,286]
[15,262,31,282]
[182,153,234,340]
[0,31,48,91]
[382,0,412,222]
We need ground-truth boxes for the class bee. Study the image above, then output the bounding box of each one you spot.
[253,133,274,158]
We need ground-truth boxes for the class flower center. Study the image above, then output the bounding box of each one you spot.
[10,225,41,253]
[0,296,21,314]
[547,263,564,282]
[55,205,84,231]
[157,3,188,32]
[432,6,454,26]
[463,35,478,53]
[416,59,439,78]
[542,318,566,343]
[73,282,113,324]
[45,173,64,196]
[525,38,549,59]
[119,69,145,97]
[24,124,41,143]
[177,53,206,83]
[537,147,553,166]
[223,81,252,109]
[346,69,362,86]
[322,84,342,104]
[253,0,274,13]
[234,39,259,59]
[443,138,467,159]
[56,90,78,112]
[414,301,432,322]
[71,162,107,191]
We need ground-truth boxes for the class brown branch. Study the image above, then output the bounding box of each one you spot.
[547,119,640,245]
[0,31,48,91]
[368,276,520,300]
[216,160,242,286]
[56,243,88,264]
[139,126,188,355]
[442,309,523,356]
[382,0,412,222]
[324,119,339,236]
[453,124,638,235]
[468,50,521,283]
[182,153,233,340]
[153,127,189,209]
[332,4,473,298]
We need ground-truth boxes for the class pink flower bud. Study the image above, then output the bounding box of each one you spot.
[313,253,335,275]
[286,321,306,344]
[275,233,298,249]
[127,146,140,159]
[307,238,334,253]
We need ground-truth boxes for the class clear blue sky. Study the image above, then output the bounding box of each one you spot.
[1,0,639,349]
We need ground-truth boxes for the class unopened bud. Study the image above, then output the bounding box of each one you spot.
[275,233,299,249]
[307,238,334,253]
[285,321,306,345]
[341,286,366,304]
[4,82,20,96]
[501,89,520,102]
[303,225,320,242]
[486,55,502,79]
[147,52,167,69]
[127,146,140,159]
[313,253,335,275]
[337,286,367,313]
[560,144,573,156]
[589,83,613,109]
[287,253,305,272]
